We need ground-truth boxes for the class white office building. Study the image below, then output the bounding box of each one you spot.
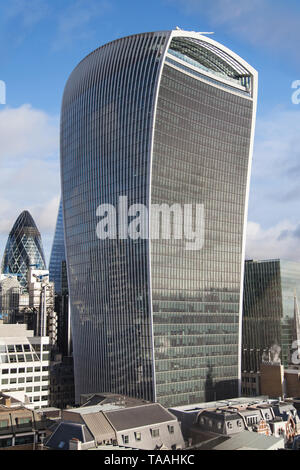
[0,323,50,409]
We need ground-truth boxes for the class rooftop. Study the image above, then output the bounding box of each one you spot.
[45,422,94,450]
[0,323,34,338]
[80,393,149,408]
[207,431,284,451]
[169,396,270,413]
[66,403,123,415]
[104,403,177,432]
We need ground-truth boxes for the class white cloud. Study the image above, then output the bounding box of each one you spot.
[0,104,58,161]
[3,0,49,28]
[0,104,60,265]
[252,109,300,179]
[178,0,260,23]
[52,0,112,50]
[246,220,300,262]
[0,0,112,51]
[31,196,60,233]
[0,199,15,235]
[0,0,50,48]
[247,107,300,230]
[168,0,300,54]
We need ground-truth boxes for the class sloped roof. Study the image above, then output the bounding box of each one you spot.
[45,422,93,450]
[82,412,115,442]
[211,432,284,451]
[104,403,176,431]
[80,393,148,408]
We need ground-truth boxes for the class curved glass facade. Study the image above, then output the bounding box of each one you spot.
[61,31,257,405]
[1,211,46,288]
[49,200,66,294]
[152,63,253,406]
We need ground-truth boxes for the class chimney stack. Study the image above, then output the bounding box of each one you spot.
[69,438,82,450]
[5,397,11,408]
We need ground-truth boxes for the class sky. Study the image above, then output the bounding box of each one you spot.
[0,0,300,264]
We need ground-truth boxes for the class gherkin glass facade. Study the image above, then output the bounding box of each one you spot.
[1,211,46,288]
[49,200,66,294]
[243,259,300,371]
[61,31,257,406]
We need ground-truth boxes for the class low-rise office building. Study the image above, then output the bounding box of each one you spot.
[255,362,300,405]
[0,392,52,449]
[0,323,50,409]
[0,268,58,347]
[0,274,26,323]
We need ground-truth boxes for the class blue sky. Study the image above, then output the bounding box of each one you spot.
[0,0,300,263]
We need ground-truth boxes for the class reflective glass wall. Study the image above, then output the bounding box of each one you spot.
[61,31,257,405]
[242,259,300,370]
[61,32,168,402]
[280,260,300,365]
[49,200,66,294]
[151,53,254,407]
[242,260,282,371]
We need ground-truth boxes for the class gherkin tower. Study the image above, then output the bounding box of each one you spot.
[1,211,46,288]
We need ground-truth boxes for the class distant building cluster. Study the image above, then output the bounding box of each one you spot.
[170,396,300,450]
[1,391,299,451]
[46,394,185,451]
[0,208,74,413]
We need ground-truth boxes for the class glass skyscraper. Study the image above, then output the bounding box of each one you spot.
[61,30,258,406]
[49,200,66,294]
[243,259,300,371]
[1,211,46,288]
[49,201,72,358]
